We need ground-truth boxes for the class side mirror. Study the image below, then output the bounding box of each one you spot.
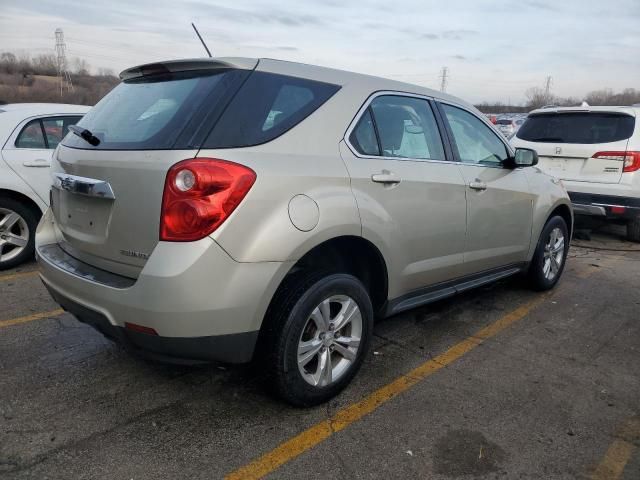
[505,148,538,168]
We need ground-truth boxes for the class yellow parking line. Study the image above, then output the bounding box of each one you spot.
[0,309,64,328]
[0,270,40,282]
[591,417,640,480]
[225,295,547,480]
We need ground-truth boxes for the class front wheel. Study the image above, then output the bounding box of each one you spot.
[265,273,373,406]
[527,216,569,291]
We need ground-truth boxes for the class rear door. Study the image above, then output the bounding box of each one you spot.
[51,66,252,278]
[341,94,467,296]
[438,102,533,274]
[514,111,635,184]
[2,116,82,203]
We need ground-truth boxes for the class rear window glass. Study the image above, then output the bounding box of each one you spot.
[516,113,635,144]
[496,119,512,125]
[204,72,340,148]
[62,69,248,150]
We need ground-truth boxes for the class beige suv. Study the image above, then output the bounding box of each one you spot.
[37,58,572,405]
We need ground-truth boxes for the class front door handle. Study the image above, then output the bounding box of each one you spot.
[469,181,487,191]
[371,171,401,185]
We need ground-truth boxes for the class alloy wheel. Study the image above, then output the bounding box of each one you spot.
[297,294,363,387]
[0,207,30,265]
[543,227,565,281]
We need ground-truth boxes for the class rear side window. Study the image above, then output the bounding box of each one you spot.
[204,72,340,148]
[62,69,249,150]
[15,119,46,148]
[365,95,445,160]
[42,116,82,148]
[516,113,635,144]
[349,108,380,156]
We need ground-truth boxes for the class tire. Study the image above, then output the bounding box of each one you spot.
[527,215,569,291]
[263,272,373,407]
[0,197,39,270]
[627,216,640,243]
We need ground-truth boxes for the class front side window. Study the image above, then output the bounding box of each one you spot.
[15,120,46,149]
[349,108,380,156]
[442,104,509,166]
[369,95,445,160]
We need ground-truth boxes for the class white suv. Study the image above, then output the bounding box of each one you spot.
[511,106,640,241]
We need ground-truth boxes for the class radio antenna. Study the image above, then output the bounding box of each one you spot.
[191,22,212,58]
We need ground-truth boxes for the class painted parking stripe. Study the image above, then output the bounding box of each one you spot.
[0,309,64,328]
[225,295,548,480]
[591,417,640,480]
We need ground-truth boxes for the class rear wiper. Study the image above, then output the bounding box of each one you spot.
[530,137,564,142]
[68,125,100,146]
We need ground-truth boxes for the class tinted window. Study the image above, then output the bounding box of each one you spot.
[496,119,512,125]
[15,120,46,148]
[516,112,635,144]
[369,95,445,160]
[63,69,248,150]
[205,72,340,148]
[42,116,82,149]
[442,104,509,165]
[349,108,380,156]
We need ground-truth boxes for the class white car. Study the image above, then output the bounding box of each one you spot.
[496,117,525,138]
[0,103,90,269]
[511,106,640,241]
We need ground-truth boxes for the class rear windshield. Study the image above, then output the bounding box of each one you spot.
[496,119,512,125]
[62,68,339,151]
[516,112,635,144]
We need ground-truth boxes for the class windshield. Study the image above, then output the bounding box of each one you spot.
[516,112,635,144]
[62,69,248,150]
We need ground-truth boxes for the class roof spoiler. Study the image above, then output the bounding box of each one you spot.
[119,58,258,80]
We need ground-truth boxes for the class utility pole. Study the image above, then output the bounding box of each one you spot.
[439,66,449,93]
[544,75,552,101]
[54,28,73,97]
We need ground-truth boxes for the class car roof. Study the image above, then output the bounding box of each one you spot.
[0,103,90,147]
[120,57,481,117]
[529,105,639,117]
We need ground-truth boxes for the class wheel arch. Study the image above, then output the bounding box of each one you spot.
[0,188,45,220]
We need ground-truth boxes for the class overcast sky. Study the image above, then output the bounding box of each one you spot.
[1,0,638,103]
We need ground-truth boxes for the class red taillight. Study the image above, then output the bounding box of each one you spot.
[593,151,640,173]
[125,322,158,335]
[160,158,256,242]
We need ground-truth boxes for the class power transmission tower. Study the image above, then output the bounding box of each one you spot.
[439,66,449,93]
[54,28,73,97]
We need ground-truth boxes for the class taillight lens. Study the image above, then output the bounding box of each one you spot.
[160,158,256,241]
[593,151,640,173]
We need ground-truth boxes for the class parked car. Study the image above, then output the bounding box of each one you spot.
[37,58,572,405]
[511,106,640,241]
[0,103,89,269]
[496,117,525,138]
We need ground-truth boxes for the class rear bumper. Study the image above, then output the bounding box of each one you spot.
[568,192,640,220]
[36,209,291,364]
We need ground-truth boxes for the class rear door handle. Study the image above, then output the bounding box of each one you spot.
[23,158,50,167]
[469,181,487,191]
[371,171,401,185]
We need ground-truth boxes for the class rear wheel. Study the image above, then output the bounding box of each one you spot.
[264,273,373,406]
[627,216,640,243]
[0,197,38,270]
[527,216,569,291]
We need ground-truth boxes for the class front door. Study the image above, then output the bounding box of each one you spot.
[438,102,533,274]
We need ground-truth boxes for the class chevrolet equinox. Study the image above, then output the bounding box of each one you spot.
[37,58,572,405]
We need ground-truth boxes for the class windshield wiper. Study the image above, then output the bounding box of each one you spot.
[68,125,100,146]
[530,137,564,142]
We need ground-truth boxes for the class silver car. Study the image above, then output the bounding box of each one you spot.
[37,58,572,405]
